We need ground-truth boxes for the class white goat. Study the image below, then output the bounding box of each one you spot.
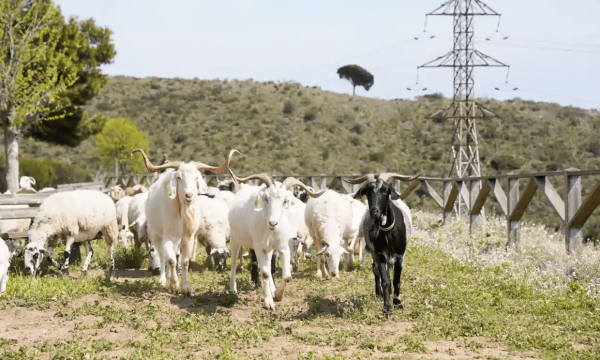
[228,170,324,310]
[132,148,241,295]
[23,190,119,276]
[127,192,160,271]
[19,176,36,193]
[193,196,231,271]
[0,239,10,294]
[115,196,134,248]
[106,185,126,201]
[305,190,367,279]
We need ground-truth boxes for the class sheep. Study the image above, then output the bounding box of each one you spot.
[192,196,231,271]
[115,196,134,248]
[305,190,368,279]
[344,172,417,315]
[22,189,119,276]
[0,239,10,294]
[132,148,242,295]
[227,170,325,310]
[127,192,160,271]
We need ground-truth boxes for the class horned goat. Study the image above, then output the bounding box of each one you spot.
[132,148,242,295]
[344,172,418,315]
[227,170,325,310]
[23,189,119,276]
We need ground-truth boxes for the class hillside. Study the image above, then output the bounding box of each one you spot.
[6,75,600,233]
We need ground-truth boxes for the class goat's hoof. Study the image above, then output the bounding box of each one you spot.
[393,298,404,309]
[264,298,275,310]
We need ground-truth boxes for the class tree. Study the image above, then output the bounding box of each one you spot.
[0,0,78,193]
[95,117,148,176]
[23,15,116,147]
[337,64,375,96]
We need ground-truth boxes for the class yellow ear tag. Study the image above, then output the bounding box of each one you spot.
[254,198,258,206]
[291,198,297,205]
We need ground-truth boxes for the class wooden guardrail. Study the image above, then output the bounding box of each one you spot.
[106,168,600,255]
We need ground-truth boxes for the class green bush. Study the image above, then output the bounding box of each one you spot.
[0,156,92,192]
[283,100,295,115]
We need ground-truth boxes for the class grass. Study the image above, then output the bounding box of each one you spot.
[1,213,599,359]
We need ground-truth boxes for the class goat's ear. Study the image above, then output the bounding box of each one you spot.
[253,189,265,211]
[353,187,366,200]
[167,176,177,199]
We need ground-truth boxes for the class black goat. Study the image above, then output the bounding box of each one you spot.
[344,172,418,316]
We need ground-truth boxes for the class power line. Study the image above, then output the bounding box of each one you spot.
[477,41,600,55]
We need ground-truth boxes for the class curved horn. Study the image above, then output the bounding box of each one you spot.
[195,149,243,173]
[29,177,36,185]
[282,177,326,198]
[378,172,421,183]
[228,169,274,188]
[316,244,329,257]
[342,174,375,185]
[131,148,180,173]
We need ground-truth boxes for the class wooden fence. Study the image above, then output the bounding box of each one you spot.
[103,168,600,255]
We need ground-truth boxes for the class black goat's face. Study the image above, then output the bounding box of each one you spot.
[354,178,398,222]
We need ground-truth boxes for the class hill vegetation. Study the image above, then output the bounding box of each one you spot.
[5,75,600,234]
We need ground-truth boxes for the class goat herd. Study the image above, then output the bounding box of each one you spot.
[0,149,419,316]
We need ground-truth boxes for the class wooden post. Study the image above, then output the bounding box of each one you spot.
[507,177,520,248]
[565,168,582,255]
[443,181,456,225]
[320,176,328,191]
[469,180,484,233]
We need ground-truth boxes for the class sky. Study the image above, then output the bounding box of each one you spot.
[54,0,600,109]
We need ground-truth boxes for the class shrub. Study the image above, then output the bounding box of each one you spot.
[303,107,318,122]
[283,101,295,115]
[0,156,93,192]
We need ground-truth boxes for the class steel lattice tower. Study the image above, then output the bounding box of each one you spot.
[418,0,509,219]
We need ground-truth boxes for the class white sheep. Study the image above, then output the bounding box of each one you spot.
[305,190,367,279]
[193,196,231,271]
[132,148,241,295]
[22,189,119,276]
[107,185,126,201]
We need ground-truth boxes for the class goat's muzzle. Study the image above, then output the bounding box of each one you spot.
[268,220,278,230]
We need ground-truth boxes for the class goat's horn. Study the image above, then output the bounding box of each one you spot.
[131,148,180,173]
[342,174,375,184]
[228,169,274,187]
[29,177,36,185]
[378,172,421,183]
[316,245,329,256]
[195,149,243,173]
[282,177,326,198]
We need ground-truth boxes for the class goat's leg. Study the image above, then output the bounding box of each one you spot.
[372,260,383,299]
[0,272,6,293]
[255,248,275,310]
[61,237,75,276]
[315,240,328,279]
[377,259,392,316]
[191,238,198,263]
[156,240,168,287]
[81,241,94,275]
[270,251,277,279]
[267,250,275,298]
[163,240,180,293]
[229,240,241,294]
[249,249,261,289]
[179,235,194,297]
[176,248,182,275]
[205,245,213,269]
[393,254,404,309]
[274,248,292,302]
